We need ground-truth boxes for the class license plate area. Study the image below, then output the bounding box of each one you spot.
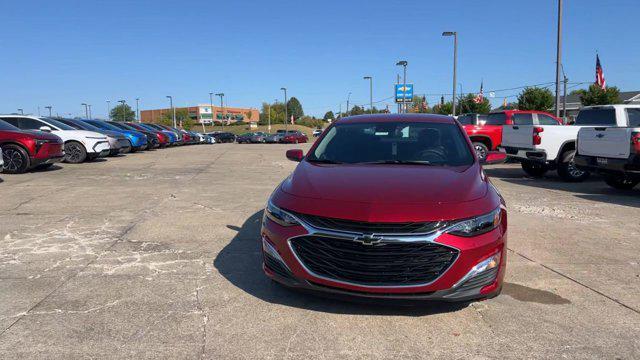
[596,157,608,165]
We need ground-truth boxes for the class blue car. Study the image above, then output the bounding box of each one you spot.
[136,123,178,145]
[82,120,148,151]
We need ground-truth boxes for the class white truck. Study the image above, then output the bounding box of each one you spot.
[500,105,636,182]
[574,105,640,189]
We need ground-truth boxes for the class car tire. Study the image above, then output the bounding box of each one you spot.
[557,149,589,182]
[521,161,548,178]
[1,144,31,174]
[604,175,639,190]
[35,163,55,170]
[127,140,137,153]
[64,141,87,164]
[472,142,489,162]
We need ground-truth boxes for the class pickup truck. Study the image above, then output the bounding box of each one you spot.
[574,105,640,189]
[500,105,636,182]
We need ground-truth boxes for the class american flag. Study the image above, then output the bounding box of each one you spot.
[474,82,484,104]
[595,55,606,90]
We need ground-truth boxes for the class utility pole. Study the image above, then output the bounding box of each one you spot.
[563,74,568,123]
[215,93,225,131]
[397,74,401,114]
[45,106,52,117]
[363,76,373,114]
[135,98,140,123]
[346,92,351,116]
[88,104,92,119]
[81,103,88,118]
[106,100,111,120]
[280,88,288,133]
[396,61,408,113]
[166,96,175,128]
[118,100,126,122]
[554,0,563,117]
[442,31,458,116]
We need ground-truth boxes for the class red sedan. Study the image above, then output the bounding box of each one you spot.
[280,130,308,144]
[0,119,65,173]
[261,114,507,302]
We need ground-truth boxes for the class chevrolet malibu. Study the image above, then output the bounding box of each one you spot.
[261,114,507,302]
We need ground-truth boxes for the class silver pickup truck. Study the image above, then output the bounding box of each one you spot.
[574,104,640,189]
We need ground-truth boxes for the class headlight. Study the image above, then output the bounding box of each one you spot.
[447,207,502,237]
[265,199,300,227]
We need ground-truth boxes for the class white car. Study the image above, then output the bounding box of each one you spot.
[0,115,110,163]
[0,148,3,172]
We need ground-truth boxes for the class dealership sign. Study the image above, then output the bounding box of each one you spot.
[395,84,414,103]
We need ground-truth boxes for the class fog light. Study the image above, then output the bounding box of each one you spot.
[453,251,501,288]
[261,236,290,269]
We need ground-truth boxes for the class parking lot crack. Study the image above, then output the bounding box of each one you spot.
[194,280,208,359]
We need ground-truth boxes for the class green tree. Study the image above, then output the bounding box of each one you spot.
[432,101,453,115]
[323,111,335,121]
[457,94,491,114]
[259,102,287,125]
[160,108,193,129]
[576,84,621,106]
[286,97,304,120]
[517,87,554,111]
[110,104,135,122]
[410,96,431,113]
[348,105,366,116]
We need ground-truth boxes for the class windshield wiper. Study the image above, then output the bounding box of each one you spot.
[360,160,435,166]
[307,159,344,164]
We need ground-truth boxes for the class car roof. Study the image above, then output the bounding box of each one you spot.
[335,113,455,124]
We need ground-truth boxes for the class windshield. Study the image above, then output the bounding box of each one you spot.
[0,119,21,131]
[42,117,75,130]
[86,120,121,131]
[307,121,474,166]
[575,108,616,126]
[485,113,507,125]
[109,122,136,131]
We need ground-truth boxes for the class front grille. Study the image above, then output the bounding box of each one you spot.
[291,236,458,286]
[292,212,447,234]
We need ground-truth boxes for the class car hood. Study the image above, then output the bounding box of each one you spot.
[20,130,63,142]
[275,161,492,222]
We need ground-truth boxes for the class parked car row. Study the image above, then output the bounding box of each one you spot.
[209,129,310,144]
[0,115,214,174]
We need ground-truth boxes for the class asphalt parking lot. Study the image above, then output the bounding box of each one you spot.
[1,144,639,359]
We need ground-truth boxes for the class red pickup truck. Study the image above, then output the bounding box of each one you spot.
[458,110,562,161]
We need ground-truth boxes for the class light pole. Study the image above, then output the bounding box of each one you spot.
[135,98,140,123]
[166,96,175,128]
[280,88,288,133]
[442,31,457,116]
[554,0,563,117]
[346,92,351,116]
[106,100,111,120]
[363,76,373,114]
[81,103,89,118]
[208,92,215,132]
[267,102,271,132]
[118,100,126,122]
[396,61,408,113]
[17,108,23,115]
[215,93,225,130]
[88,104,92,119]
[45,106,52,117]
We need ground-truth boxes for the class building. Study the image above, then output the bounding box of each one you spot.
[140,104,259,125]
[557,90,640,119]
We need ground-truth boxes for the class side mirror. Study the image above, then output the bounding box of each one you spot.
[286,149,304,162]
[39,126,52,132]
[483,151,507,165]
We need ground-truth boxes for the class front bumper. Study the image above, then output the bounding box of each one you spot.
[33,143,65,166]
[260,211,507,302]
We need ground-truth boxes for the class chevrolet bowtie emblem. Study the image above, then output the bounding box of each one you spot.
[353,234,383,246]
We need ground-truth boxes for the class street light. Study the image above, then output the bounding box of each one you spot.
[215,93,224,130]
[118,100,126,122]
[395,61,408,113]
[135,98,140,123]
[280,87,288,133]
[363,76,373,114]
[45,106,52,117]
[88,104,92,119]
[81,103,89,118]
[106,100,111,120]
[166,96,175,128]
[208,92,215,132]
[442,31,458,116]
[17,108,23,115]
[346,92,351,116]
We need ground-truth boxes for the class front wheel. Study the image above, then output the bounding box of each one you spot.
[64,141,87,164]
[604,175,639,190]
[557,149,589,182]
[521,161,548,178]
[2,144,31,174]
[472,142,489,162]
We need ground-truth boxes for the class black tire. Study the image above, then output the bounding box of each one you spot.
[521,161,548,178]
[604,175,639,190]
[472,142,489,162]
[35,163,55,170]
[128,140,137,153]
[64,141,87,164]
[557,149,589,182]
[2,144,31,174]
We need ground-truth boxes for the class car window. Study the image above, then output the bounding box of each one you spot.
[536,114,559,125]
[0,119,21,131]
[308,122,474,166]
[1,118,20,127]
[20,118,46,130]
[512,113,533,125]
[42,117,75,130]
[626,108,640,127]
[574,108,616,126]
[486,113,507,125]
[56,119,85,130]
[457,114,475,125]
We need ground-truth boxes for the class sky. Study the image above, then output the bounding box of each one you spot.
[1,0,638,118]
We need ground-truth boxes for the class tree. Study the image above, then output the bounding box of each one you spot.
[517,87,554,111]
[110,104,135,122]
[286,97,304,120]
[457,94,491,114]
[576,84,620,106]
[410,96,431,113]
[160,108,193,129]
[259,102,287,125]
[432,101,453,115]
[323,111,335,121]
[348,105,366,116]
